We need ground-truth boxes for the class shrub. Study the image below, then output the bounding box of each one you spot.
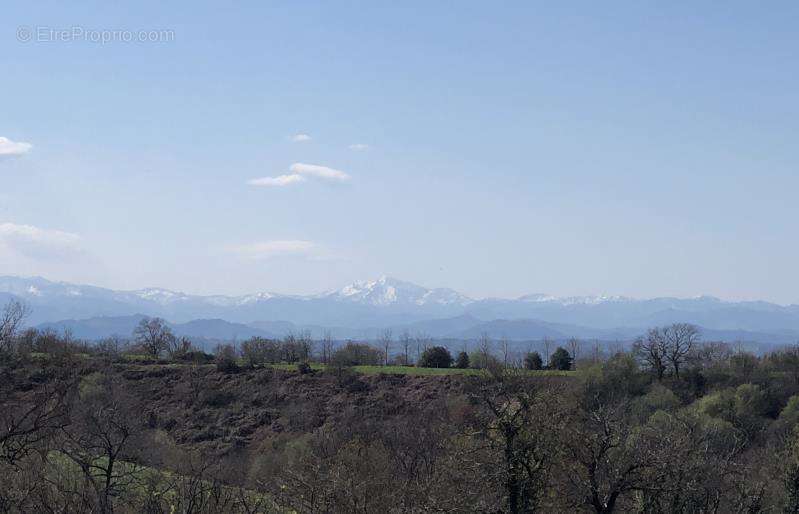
[524,352,543,370]
[419,346,453,368]
[215,344,239,373]
[696,384,770,440]
[180,350,215,364]
[777,395,799,433]
[331,342,382,367]
[455,351,470,369]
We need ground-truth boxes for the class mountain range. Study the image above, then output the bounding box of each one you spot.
[2,275,799,346]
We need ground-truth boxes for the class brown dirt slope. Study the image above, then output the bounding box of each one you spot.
[113,364,466,456]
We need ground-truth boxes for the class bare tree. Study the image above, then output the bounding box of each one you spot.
[321,330,334,364]
[0,300,30,353]
[501,336,510,368]
[478,332,492,368]
[57,373,145,513]
[561,401,655,514]
[95,335,125,359]
[400,330,412,366]
[379,329,393,366]
[132,317,175,358]
[567,338,581,370]
[664,323,700,377]
[633,328,669,380]
[635,324,700,379]
[465,368,565,513]
[297,329,314,362]
[1,382,70,466]
[167,335,193,359]
[414,332,432,364]
[543,337,552,367]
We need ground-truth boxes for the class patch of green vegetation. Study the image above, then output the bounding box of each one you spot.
[354,365,481,375]
[269,362,325,372]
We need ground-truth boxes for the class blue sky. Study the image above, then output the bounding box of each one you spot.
[1,1,798,303]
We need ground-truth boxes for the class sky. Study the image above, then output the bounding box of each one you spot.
[1,2,799,303]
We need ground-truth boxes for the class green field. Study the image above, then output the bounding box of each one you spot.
[81,356,576,377]
[269,362,573,376]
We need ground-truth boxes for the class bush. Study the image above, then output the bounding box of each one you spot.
[331,342,383,367]
[549,347,573,371]
[776,395,799,435]
[695,383,770,440]
[419,346,453,368]
[215,344,239,373]
[455,351,470,369]
[524,352,543,370]
[179,350,215,364]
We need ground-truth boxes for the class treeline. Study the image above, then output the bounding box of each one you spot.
[123,316,583,372]
[3,305,583,372]
[7,299,799,512]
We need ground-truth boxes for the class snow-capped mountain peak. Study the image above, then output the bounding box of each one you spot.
[133,288,191,304]
[332,276,472,306]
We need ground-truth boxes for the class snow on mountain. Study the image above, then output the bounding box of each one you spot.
[0,277,284,307]
[0,276,113,299]
[132,288,192,305]
[329,276,473,306]
[205,292,279,307]
[4,275,799,336]
[518,293,632,305]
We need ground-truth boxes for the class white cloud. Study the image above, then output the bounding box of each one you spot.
[290,133,312,142]
[248,162,351,189]
[289,162,350,182]
[247,174,306,187]
[0,222,81,259]
[348,143,369,151]
[229,240,319,260]
[0,137,33,157]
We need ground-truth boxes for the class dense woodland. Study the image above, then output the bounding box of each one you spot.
[5,299,799,513]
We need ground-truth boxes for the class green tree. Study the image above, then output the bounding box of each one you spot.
[455,351,470,369]
[524,352,543,370]
[549,347,572,371]
[419,346,453,368]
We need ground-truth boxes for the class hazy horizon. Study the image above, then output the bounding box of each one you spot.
[3,2,799,303]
